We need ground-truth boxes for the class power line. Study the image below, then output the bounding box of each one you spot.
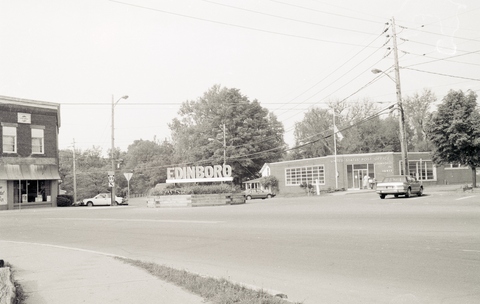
[200,0,378,36]
[267,0,381,25]
[108,0,381,47]
[402,67,480,81]
[402,50,480,68]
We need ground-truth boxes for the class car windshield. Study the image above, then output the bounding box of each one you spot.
[382,176,406,183]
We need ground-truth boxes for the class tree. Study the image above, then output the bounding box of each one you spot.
[427,90,480,186]
[123,139,175,194]
[58,146,111,200]
[169,85,285,183]
[292,107,333,159]
[404,89,436,152]
[291,99,407,159]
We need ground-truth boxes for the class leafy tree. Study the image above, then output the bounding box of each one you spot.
[169,85,285,183]
[427,90,480,186]
[122,139,175,194]
[340,115,400,154]
[259,175,279,193]
[404,88,436,152]
[292,107,333,158]
[291,99,408,159]
[58,146,111,200]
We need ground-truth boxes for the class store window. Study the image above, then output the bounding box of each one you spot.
[13,180,51,203]
[401,160,436,180]
[446,163,468,169]
[31,127,45,154]
[285,165,325,186]
[2,125,17,153]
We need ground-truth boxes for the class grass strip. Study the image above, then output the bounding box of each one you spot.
[116,257,301,304]
[5,263,28,304]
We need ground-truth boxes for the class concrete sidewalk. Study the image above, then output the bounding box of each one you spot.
[0,241,205,304]
[332,183,465,196]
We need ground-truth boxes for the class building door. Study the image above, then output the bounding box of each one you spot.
[347,164,375,189]
[354,169,368,189]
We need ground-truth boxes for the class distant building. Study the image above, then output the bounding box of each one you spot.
[0,96,61,210]
[254,152,471,196]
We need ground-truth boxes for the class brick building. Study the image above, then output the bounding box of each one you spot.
[250,152,472,196]
[0,96,61,210]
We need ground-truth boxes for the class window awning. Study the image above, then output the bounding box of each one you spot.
[0,164,61,180]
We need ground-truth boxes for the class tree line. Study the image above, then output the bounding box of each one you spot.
[59,85,480,200]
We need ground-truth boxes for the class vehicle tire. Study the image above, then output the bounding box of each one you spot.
[246,195,252,200]
[405,188,411,198]
[267,194,272,199]
[380,194,386,199]
[86,202,93,207]
[114,201,119,206]
[417,187,423,196]
[394,194,399,198]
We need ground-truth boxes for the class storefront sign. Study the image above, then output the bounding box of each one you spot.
[0,180,7,205]
[18,113,31,124]
[166,165,233,183]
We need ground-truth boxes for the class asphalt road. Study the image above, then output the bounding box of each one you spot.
[1,190,479,304]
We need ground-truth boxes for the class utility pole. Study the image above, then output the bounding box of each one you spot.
[223,123,226,165]
[111,95,128,206]
[72,139,77,205]
[111,95,116,206]
[392,17,409,176]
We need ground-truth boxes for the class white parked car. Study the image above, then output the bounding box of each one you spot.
[80,193,126,206]
[376,175,423,199]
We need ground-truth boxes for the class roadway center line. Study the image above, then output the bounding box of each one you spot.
[45,218,223,224]
[455,196,475,201]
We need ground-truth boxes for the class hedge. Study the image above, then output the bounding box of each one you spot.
[57,194,74,207]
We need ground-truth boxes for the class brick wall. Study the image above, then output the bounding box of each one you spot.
[0,103,59,159]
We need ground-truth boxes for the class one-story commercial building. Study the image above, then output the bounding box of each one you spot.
[248,152,472,196]
[0,96,61,210]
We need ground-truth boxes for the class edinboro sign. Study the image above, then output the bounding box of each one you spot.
[166,164,233,183]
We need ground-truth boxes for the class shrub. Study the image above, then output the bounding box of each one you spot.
[151,184,241,196]
[57,194,74,207]
[259,176,279,192]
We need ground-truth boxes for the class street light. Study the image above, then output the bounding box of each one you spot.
[372,68,409,176]
[208,123,226,165]
[111,94,128,206]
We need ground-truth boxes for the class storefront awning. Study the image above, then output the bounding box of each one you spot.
[0,164,61,180]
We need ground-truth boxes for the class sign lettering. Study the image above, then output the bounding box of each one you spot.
[167,165,233,183]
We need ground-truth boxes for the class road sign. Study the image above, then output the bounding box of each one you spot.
[108,173,115,188]
[124,172,133,181]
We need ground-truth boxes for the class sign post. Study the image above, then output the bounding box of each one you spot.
[123,172,133,201]
[108,171,115,205]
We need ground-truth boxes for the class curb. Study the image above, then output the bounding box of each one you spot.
[0,266,15,304]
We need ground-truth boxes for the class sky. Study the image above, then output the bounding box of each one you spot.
[0,0,479,154]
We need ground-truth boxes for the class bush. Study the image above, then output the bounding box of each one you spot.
[151,184,241,196]
[57,194,74,207]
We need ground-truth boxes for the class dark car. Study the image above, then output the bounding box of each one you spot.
[244,189,275,200]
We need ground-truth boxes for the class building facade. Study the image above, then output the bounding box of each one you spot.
[0,96,61,210]
[258,152,471,196]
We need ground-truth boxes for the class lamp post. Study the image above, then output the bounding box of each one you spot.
[372,68,409,176]
[111,94,128,206]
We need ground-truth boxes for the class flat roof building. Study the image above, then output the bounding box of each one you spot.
[251,152,471,196]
